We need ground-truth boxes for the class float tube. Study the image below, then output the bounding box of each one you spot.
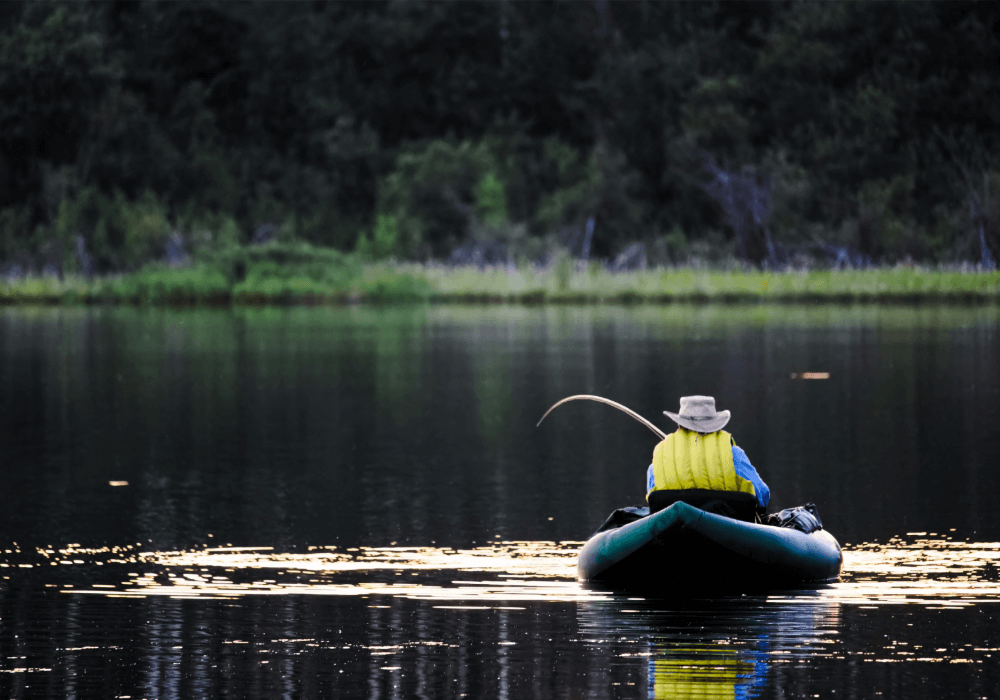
[578,501,842,590]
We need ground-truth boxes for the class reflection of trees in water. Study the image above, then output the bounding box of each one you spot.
[577,595,841,699]
[4,302,999,550]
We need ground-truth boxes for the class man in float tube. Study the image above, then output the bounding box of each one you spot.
[646,396,770,522]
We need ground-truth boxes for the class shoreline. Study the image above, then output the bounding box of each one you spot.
[1,265,997,306]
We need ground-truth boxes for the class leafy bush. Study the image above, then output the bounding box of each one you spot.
[40,188,174,272]
[97,264,230,303]
[358,267,432,302]
[535,139,598,233]
[474,173,508,228]
[2,2,999,268]
[216,217,243,248]
[232,274,333,303]
[356,214,399,260]
[648,226,689,266]
[534,140,646,257]
[377,140,504,258]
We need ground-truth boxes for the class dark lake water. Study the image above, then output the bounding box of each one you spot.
[1,303,998,699]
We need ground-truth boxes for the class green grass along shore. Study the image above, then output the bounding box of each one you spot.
[0,241,997,305]
[3,263,998,305]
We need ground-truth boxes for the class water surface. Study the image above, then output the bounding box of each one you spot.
[1,304,998,698]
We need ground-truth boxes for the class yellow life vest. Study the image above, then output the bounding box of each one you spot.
[647,428,757,499]
[651,652,754,700]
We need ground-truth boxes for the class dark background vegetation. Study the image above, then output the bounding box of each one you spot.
[1,0,998,274]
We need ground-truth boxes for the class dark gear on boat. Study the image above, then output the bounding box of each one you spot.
[593,506,649,535]
[765,503,824,534]
[593,503,824,538]
[648,489,762,522]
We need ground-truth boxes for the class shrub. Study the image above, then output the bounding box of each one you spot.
[204,241,358,286]
[358,268,431,302]
[377,140,501,258]
[475,173,508,228]
[356,214,399,260]
[217,217,243,248]
[48,188,173,271]
[99,264,230,303]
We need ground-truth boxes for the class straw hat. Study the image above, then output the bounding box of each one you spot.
[664,395,731,433]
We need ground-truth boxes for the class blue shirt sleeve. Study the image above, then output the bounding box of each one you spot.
[732,446,769,509]
[646,464,655,494]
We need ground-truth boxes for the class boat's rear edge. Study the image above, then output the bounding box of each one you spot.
[578,501,843,588]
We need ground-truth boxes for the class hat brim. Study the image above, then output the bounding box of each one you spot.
[663,409,731,433]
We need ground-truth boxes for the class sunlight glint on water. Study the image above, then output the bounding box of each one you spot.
[4,534,996,606]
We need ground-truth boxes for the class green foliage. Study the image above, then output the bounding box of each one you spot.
[553,250,573,292]
[116,192,172,268]
[356,214,399,261]
[532,139,645,256]
[204,241,359,289]
[21,187,177,272]
[358,268,432,302]
[682,77,751,160]
[0,1,998,269]
[0,5,109,210]
[378,140,500,257]
[536,141,598,233]
[216,217,243,248]
[1,262,997,305]
[649,226,689,266]
[417,263,1000,302]
[857,176,917,259]
[99,264,230,304]
[474,173,508,228]
[374,215,400,258]
[232,273,332,303]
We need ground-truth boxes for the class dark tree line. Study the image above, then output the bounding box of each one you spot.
[1,1,998,272]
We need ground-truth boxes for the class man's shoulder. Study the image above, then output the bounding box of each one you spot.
[731,443,752,465]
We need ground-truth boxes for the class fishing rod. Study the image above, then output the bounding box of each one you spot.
[536,394,667,441]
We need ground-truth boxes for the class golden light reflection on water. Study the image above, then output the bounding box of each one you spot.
[60,541,599,603]
[803,535,1000,608]
[3,538,1000,688]
[4,534,999,607]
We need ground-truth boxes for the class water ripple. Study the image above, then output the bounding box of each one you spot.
[4,534,999,606]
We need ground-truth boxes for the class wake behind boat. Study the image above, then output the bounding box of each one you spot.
[578,501,843,590]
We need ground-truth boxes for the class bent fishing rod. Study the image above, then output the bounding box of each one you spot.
[536,394,667,441]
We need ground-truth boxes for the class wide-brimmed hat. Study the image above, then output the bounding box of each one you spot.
[664,395,730,433]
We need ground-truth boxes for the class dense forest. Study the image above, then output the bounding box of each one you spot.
[1,1,998,274]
